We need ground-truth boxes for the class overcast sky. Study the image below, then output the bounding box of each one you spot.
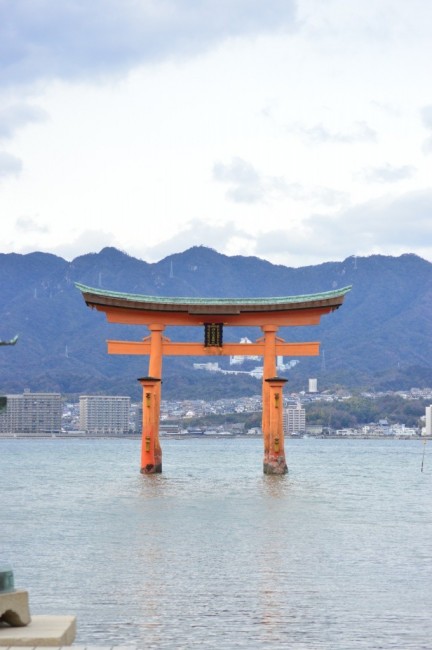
[1,0,431,267]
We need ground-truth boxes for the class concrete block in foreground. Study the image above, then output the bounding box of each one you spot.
[0,614,76,646]
[0,590,31,626]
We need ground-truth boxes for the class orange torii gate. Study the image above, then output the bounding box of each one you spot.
[76,283,351,475]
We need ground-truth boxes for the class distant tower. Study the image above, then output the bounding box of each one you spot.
[169,261,174,279]
[98,272,102,287]
[321,350,326,372]
[309,378,317,393]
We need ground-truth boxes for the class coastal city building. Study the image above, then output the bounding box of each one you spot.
[2,386,428,438]
[425,405,432,436]
[192,362,219,372]
[0,390,62,435]
[284,403,306,435]
[229,337,260,365]
[192,337,298,379]
[79,395,130,435]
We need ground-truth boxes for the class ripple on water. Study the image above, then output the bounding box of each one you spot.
[1,437,431,649]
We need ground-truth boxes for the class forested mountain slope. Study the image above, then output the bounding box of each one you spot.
[0,247,430,399]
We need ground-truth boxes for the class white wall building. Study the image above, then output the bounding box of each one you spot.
[425,405,432,436]
[79,395,130,435]
[229,338,260,365]
[284,403,306,435]
[193,362,220,371]
[0,391,62,435]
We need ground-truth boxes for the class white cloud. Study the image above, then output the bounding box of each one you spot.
[422,137,432,154]
[255,189,432,263]
[132,219,254,262]
[213,157,347,206]
[361,164,416,183]
[421,105,432,153]
[51,229,119,260]
[0,0,297,88]
[213,157,282,203]
[291,121,377,144]
[15,216,49,233]
[1,0,432,268]
[124,187,432,266]
[0,103,48,139]
[421,105,432,129]
[0,151,22,178]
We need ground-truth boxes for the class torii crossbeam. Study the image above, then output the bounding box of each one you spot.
[76,283,351,475]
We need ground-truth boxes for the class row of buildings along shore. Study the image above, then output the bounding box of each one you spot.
[0,386,431,438]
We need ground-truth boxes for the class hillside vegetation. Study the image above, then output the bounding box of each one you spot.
[0,247,431,399]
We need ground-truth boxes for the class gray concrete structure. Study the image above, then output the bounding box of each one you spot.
[79,396,130,435]
[0,591,30,627]
[0,615,76,646]
[0,391,62,435]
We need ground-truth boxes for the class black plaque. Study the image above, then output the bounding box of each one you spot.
[204,323,223,347]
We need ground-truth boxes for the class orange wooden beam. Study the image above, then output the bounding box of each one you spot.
[107,340,320,356]
[97,305,331,327]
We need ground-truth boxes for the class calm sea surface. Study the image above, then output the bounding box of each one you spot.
[1,437,431,649]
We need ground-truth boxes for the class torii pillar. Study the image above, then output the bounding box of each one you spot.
[261,325,288,474]
[138,376,162,473]
[264,377,288,474]
[138,323,165,474]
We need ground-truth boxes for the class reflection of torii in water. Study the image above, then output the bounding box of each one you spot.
[0,334,18,346]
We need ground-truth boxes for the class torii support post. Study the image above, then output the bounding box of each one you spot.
[139,323,165,474]
[261,325,277,472]
[138,376,162,474]
[264,377,288,475]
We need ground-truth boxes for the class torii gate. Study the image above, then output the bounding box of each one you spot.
[76,283,351,475]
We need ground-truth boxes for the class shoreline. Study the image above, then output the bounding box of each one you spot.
[0,433,429,441]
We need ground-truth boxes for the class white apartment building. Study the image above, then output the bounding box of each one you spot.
[284,403,306,435]
[79,395,130,435]
[229,338,260,365]
[425,405,432,436]
[0,391,62,435]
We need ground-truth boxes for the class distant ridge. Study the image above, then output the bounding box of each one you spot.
[0,247,431,399]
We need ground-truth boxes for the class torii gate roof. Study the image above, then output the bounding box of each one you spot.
[76,282,351,317]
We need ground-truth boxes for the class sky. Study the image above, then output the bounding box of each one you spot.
[1,0,432,267]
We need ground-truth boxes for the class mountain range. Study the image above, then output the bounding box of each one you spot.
[0,246,431,400]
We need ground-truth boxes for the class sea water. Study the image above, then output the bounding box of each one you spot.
[1,437,431,649]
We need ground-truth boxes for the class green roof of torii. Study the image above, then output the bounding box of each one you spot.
[76,282,352,315]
